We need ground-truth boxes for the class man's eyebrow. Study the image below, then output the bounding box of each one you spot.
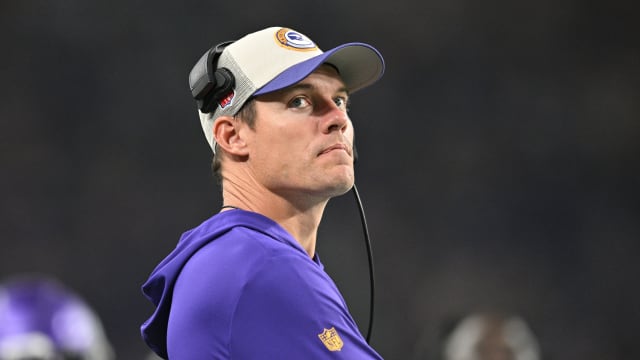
[283,83,350,95]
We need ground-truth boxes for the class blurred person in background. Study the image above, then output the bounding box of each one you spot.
[442,312,540,360]
[0,274,115,360]
[412,312,541,360]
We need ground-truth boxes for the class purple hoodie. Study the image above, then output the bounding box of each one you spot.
[141,209,382,359]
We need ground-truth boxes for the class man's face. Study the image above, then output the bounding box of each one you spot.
[245,65,355,202]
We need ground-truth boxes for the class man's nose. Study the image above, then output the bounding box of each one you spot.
[322,102,349,134]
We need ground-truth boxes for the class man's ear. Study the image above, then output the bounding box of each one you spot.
[212,116,249,156]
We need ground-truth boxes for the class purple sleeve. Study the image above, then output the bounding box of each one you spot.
[230,254,382,359]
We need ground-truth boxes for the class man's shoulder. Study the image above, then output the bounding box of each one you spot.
[185,210,308,262]
[179,223,310,285]
[196,224,297,259]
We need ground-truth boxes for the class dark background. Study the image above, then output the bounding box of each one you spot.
[1,0,638,359]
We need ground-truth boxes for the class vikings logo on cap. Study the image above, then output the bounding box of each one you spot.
[275,28,318,51]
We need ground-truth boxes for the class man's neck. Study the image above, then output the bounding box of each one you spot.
[221,178,328,258]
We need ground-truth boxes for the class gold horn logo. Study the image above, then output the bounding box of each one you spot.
[318,327,344,351]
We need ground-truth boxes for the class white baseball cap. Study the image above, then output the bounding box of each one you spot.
[194,26,385,152]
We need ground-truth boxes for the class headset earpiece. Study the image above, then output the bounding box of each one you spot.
[188,40,235,113]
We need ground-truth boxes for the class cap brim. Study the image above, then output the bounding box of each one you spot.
[253,42,385,96]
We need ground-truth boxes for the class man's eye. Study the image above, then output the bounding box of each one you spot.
[289,97,310,108]
[334,97,349,110]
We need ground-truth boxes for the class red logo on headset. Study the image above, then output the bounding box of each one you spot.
[218,91,235,109]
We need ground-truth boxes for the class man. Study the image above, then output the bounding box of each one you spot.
[141,26,385,359]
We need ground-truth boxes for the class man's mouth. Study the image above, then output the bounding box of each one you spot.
[319,143,351,157]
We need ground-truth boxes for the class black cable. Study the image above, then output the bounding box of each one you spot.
[351,184,376,343]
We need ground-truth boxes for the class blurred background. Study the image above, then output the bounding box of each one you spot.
[1,0,638,358]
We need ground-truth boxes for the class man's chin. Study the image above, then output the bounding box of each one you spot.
[326,177,355,198]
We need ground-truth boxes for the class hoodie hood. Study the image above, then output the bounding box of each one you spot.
[140,210,296,358]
